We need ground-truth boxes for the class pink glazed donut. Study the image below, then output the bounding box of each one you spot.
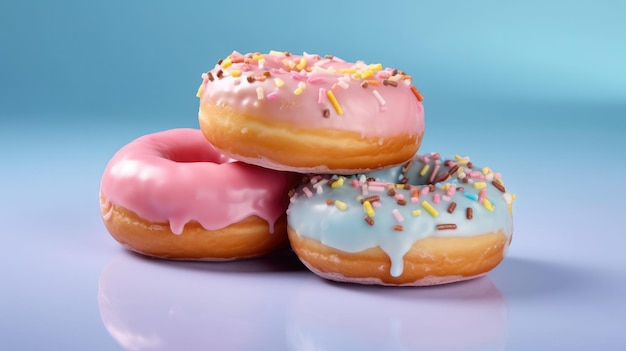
[99,128,298,260]
[197,50,425,174]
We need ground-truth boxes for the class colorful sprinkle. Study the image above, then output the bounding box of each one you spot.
[256,87,265,100]
[335,200,348,211]
[392,209,404,223]
[421,201,439,218]
[363,201,375,218]
[326,90,343,115]
[412,209,422,216]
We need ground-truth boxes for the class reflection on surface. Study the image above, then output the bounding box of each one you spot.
[286,276,509,351]
[98,251,300,351]
[99,251,509,351]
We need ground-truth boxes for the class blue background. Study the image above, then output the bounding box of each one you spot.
[1,1,625,350]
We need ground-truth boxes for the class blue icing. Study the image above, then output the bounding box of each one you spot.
[287,154,514,278]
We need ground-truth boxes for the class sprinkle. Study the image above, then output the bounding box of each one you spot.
[454,154,470,165]
[325,199,334,206]
[246,75,255,83]
[363,201,375,217]
[464,192,479,201]
[266,92,279,100]
[394,193,405,201]
[372,89,386,106]
[429,164,441,183]
[326,90,343,115]
[483,198,495,212]
[387,188,396,196]
[216,70,224,79]
[296,57,307,71]
[302,187,313,198]
[473,181,487,189]
[361,184,369,196]
[256,87,265,100]
[421,201,439,217]
[308,76,325,84]
[207,71,215,81]
[334,200,348,211]
[393,225,404,232]
[230,70,241,77]
[412,209,422,216]
[466,207,473,219]
[421,186,430,196]
[436,223,458,230]
[321,108,330,118]
[195,85,204,98]
[221,58,233,69]
[269,50,286,56]
[365,217,375,226]
[361,69,374,79]
[368,63,383,71]
[492,180,506,193]
[478,188,487,203]
[360,195,381,204]
[383,79,398,87]
[274,78,285,88]
[329,177,344,188]
[433,193,441,204]
[446,183,457,197]
[337,79,349,89]
[419,164,430,176]
[397,199,407,206]
[410,85,424,101]
[502,193,513,204]
[447,202,457,213]
[360,81,369,88]
[392,209,404,222]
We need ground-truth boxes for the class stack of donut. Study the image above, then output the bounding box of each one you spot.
[100,50,515,286]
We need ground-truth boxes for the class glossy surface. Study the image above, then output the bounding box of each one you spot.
[2,103,625,350]
[2,1,626,349]
[100,128,294,234]
[198,51,424,138]
[288,154,514,278]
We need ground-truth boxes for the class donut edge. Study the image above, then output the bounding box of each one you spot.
[199,104,423,174]
[100,194,290,261]
[287,227,508,286]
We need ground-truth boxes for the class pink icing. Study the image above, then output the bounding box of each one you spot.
[198,51,425,139]
[100,129,296,234]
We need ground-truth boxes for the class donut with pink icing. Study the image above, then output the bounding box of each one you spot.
[197,50,425,174]
[99,128,298,260]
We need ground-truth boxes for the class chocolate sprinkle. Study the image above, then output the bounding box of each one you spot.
[447,202,457,214]
[466,207,473,220]
[322,109,330,118]
[492,180,506,192]
[360,195,381,204]
[365,217,375,226]
[393,225,404,231]
[436,223,457,230]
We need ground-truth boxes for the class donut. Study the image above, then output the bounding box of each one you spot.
[197,50,425,174]
[99,128,298,260]
[287,152,516,286]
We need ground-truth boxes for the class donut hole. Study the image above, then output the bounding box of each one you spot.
[165,143,233,164]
